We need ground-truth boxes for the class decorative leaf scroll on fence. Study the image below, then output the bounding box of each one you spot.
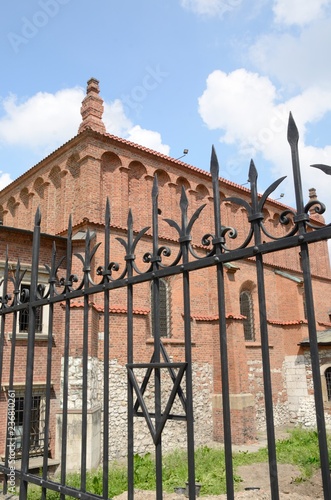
[0,113,331,500]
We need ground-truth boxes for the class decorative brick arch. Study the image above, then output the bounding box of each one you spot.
[128,161,147,181]
[128,161,148,228]
[195,183,209,200]
[175,176,191,195]
[66,152,81,178]
[33,177,46,199]
[100,152,123,225]
[7,196,18,217]
[101,151,122,173]
[19,187,30,208]
[154,169,170,187]
[0,205,4,225]
[49,166,62,189]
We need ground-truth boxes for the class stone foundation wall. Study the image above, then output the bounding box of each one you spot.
[56,356,102,470]
[57,356,213,465]
[105,360,214,460]
[247,357,290,431]
[61,356,101,410]
[57,349,331,468]
[280,353,331,429]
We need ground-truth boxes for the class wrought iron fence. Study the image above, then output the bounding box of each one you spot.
[0,113,331,499]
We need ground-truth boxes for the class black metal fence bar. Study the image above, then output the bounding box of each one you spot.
[256,253,279,500]
[126,210,135,500]
[60,217,73,500]
[4,260,20,496]
[180,188,197,500]
[102,201,111,499]
[41,242,57,500]
[153,274,163,500]
[19,209,41,500]
[249,162,280,500]
[288,115,331,500]
[211,147,234,500]
[151,178,163,500]
[301,241,331,499]
[80,231,90,493]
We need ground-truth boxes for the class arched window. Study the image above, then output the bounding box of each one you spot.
[325,368,331,401]
[240,290,255,341]
[151,279,170,337]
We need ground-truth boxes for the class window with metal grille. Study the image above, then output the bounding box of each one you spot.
[19,284,43,333]
[14,393,46,456]
[240,290,255,341]
[325,368,331,401]
[151,279,169,337]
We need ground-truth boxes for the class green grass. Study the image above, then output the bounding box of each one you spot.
[26,428,327,498]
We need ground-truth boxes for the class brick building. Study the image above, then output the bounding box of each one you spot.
[0,78,331,469]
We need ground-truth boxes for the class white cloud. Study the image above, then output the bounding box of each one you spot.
[103,99,133,137]
[103,100,170,155]
[0,88,84,152]
[198,69,277,147]
[273,0,331,26]
[249,18,331,89]
[0,87,170,162]
[198,69,331,217]
[127,125,170,155]
[0,172,12,190]
[180,0,242,17]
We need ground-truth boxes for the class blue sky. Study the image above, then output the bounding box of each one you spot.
[1,0,331,220]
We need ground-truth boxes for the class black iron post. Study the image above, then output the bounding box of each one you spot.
[20,208,41,500]
[210,147,235,500]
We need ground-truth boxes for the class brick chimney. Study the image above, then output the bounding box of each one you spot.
[309,187,317,201]
[308,187,325,223]
[78,78,106,134]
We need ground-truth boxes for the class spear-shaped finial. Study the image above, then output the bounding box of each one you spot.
[152,175,158,200]
[287,112,305,217]
[287,112,299,147]
[35,206,41,226]
[105,198,111,227]
[210,145,219,180]
[68,215,72,240]
[127,209,133,231]
[248,159,258,185]
[180,185,188,214]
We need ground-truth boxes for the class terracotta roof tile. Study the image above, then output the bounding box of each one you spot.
[190,313,245,321]
[267,319,308,326]
[62,300,149,315]
[227,313,246,320]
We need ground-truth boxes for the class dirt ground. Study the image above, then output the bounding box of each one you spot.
[113,463,324,499]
